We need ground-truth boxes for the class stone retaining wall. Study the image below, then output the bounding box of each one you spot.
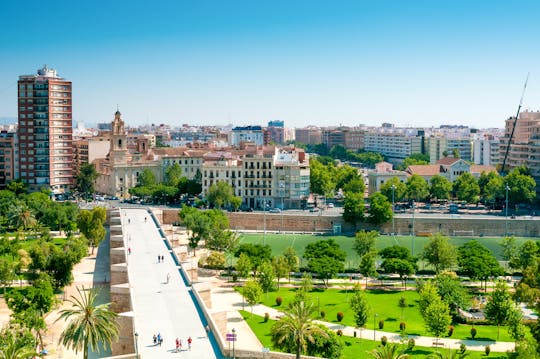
[160,209,540,237]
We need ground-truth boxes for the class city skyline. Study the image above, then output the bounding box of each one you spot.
[2,0,540,128]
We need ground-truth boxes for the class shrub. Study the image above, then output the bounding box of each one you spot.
[275,297,282,306]
[399,322,406,331]
[448,325,454,337]
[232,274,238,282]
[378,320,384,329]
[206,251,226,268]
[459,343,467,354]
[320,310,326,319]
[470,327,477,339]
[485,345,490,356]
[336,329,343,336]
[381,336,388,346]
[264,312,270,323]
[407,338,415,351]
[337,312,344,322]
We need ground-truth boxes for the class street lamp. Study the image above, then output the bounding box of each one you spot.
[232,328,236,359]
[373,313,378,340]
[280,181,285,234]
[391,184,396,236]
[134,332,139,359]
[411,200,415,256]
[263,200,267,245]
[505,185,510,237]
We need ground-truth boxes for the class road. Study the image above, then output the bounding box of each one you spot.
[122,208,218,358]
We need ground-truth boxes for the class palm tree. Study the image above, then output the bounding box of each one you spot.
[368,343,410,359]
[7,203,36,232]
[427,350,469,359]
[0,335,36,359]
[271,301,328,359]
[56,286,119,359]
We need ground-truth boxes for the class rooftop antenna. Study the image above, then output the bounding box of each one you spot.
[501,73,530,175]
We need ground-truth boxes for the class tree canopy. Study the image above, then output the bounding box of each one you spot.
[303,239,346,286]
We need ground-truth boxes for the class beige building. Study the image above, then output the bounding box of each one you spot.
[73,136,110,172]
[273,147,310,209]
[94,111,161,197]
[201,152,243,197]
[368,162,408,195]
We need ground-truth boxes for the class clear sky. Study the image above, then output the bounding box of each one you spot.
[1,0,540,128]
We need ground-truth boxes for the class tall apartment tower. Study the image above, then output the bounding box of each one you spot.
[18,65,74,192]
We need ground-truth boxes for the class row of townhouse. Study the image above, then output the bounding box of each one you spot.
[93,111,310,208]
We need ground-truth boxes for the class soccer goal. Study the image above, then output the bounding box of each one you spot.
[452,230,474,237]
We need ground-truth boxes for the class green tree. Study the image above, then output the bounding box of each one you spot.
[235,253,252,279]
[303,239,346,287]
[507,303,526,343]
[270,301,328,359]
[368,192,393,224]
[424,298,452,346]
[243,279,263,317]
[7,203,36,231]
[283,247,300,283]
[343,192,364,227]
[457,240,503,291]
[234,243,272,275]
[136,169,157,187]
[433,273,470,318]
[422,233,457,273]
[257,260,276,293]
[310,159,334,196]
[206,181,235,209]
[56,287,119,359]
[350,285,370,328]
[379,245,417,288]
[481,173,504,207]
[484,281,512,340]
[380,177,407,203]
[453,173,480,203]
[179,205,211,255]
[505,168,536,204]
[6,180,27,195]
[272,255,290,289]
[358,252,378,289]
[429,175,452,201]
[342,178,365,194]
[76,207,106,253]
[405,175,429,201]
[75,163,99,198]
[164,163,183,187]
[0,255,18,294]
[500,236,518,263]
[402,153,430,168]
[335,164,361,192]
[353,230,378,258]
[510,240,539,271]
[418,281,440,317]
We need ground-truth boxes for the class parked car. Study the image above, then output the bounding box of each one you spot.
[269,208,281,213]
[309,207,319,212]
[327,203,335,208]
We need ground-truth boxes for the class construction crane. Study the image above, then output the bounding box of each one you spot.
[501,73,530,175]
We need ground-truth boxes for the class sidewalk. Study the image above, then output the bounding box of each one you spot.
[209,284,516,353]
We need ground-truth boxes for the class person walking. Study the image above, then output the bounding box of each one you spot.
[187,336,192,350]
[128,247,131,255]
[153,334,157,345]
[175,338,180,352]
[166,273,170,284]
[157,255,160,263]
[157,333,162,346]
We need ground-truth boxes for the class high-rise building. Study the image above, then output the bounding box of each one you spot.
[18,65,73,192]
[0,131,17,188]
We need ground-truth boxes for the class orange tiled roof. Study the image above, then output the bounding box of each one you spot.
[406,165,441,176]
[435,157,461,165]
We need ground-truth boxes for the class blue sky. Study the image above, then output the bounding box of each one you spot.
[1,0,539,128]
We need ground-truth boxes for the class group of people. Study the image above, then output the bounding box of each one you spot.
[175,336,193,352]
[157,254,165,263]
[153,334,192,352]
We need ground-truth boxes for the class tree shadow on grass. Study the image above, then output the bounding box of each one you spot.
[367,289,401,295]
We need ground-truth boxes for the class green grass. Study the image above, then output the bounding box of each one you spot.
[240,310,507,359]
[243,287,514,342]
[239,233,539,266]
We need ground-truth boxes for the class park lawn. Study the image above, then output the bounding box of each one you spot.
[240,311,506,359]
[248,287,514,342]
[239,233,538,266]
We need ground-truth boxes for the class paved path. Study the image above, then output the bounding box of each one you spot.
[210,286,517,353]
[123,208,218,359]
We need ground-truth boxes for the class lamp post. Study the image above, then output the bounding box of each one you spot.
[280,181,285,234]
[134,332,139,359]
[391,184,396,236]
[232,328,236,359]
[373,313,378,340]
[505,185,510,237]
[411,200,415,256]
[263,200,267,245]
